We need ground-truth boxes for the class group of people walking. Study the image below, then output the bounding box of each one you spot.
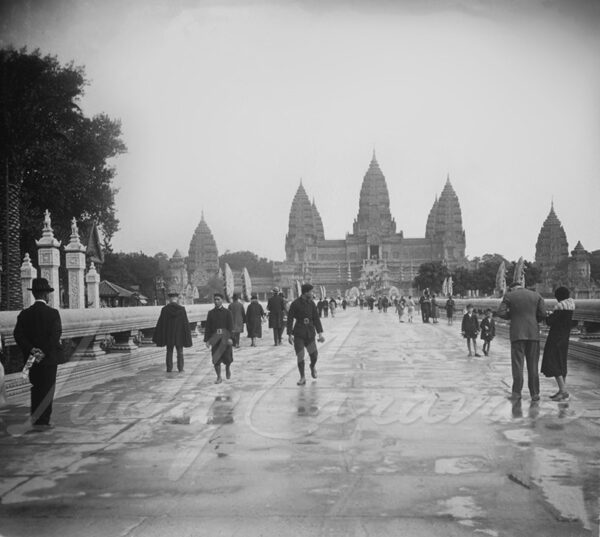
[8,274,575,431]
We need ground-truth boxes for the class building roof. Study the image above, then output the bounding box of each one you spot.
[100,280,148,303]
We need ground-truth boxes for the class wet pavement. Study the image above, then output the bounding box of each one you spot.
[1,308,599,537]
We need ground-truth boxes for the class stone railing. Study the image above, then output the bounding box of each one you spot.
[0,304,213,361]
[437,298,600,367]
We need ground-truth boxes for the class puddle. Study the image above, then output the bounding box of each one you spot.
[503,429,537,446]
[531,448,591,530]
[207,395,234,425]
[438,495,483,520]
[435,457,486,475]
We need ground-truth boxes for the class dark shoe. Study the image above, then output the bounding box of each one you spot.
[215,377,223,384]
[531,394,540,402]
[474,353,481,357]
[178,369,184,373]
[310,365,317,379]
[507,393,521,401]
[555,392,569,401]
[468,352,473,357]
[226,368,231,380]
[297,377,306,386]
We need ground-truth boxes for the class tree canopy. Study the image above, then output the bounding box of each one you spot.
[219,250,273,277]
[0,47,125,257]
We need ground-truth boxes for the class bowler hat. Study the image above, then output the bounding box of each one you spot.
[28,278,54,293]
[213,292,224,299]
[301,283,313,294]
[167,288,180,297]
[272,287,280,294]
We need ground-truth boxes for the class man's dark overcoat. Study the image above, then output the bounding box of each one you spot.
[245,301,265,338]
[204,306,233,365]
[267,294,286,329]
[152,303,193,348]
[13,300,63,425]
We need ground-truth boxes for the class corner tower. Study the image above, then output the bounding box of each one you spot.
[188,213,219,288]
[426,175,465,265]
[535,202,569,275]
[352,152,396,239]
[285,182,324,262]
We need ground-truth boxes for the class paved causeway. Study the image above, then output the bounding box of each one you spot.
[1,308,599,536]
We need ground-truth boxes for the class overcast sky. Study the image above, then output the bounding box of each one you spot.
[2,0,599,263]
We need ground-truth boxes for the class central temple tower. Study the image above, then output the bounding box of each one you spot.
[277,152,467,296]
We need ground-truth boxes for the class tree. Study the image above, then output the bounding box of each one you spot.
[413,261,450,293]
[0,48,125,310]
[219,250,273,277]
[101,252,167,302]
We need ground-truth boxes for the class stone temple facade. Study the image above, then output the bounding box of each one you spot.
[275,154,466,296]
[534,203,599,298]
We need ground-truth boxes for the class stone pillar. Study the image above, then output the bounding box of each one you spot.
[86,262,101,308]
[65,218,87,309]
[20,253,37,308]
[35,210,62,309]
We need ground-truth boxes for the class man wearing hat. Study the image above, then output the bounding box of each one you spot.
[13,278,63,429]
[152,290,193,373]
[498,281,546,401]
[286,283,325,385]
[204,293,234,383]
[267,286,286,346]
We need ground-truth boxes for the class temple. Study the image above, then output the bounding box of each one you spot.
[535,202,569,281]
[275,153,466,297]
[187,212,219,289]
[534,203,599,298]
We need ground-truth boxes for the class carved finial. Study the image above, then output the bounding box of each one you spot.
[70,217,79,238]
[43,209,52,231]
[372,148,376,162]
[23,252,31,263]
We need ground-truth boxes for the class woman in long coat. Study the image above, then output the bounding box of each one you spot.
[245,294,265,346]
[541,286,575,401]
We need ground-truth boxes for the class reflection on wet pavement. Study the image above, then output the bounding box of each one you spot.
[1,309,599,536]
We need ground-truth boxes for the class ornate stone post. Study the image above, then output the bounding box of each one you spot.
[86,262,100,308]
[65,218,87,309]
[20,253,37,308]
[35,210,61,308]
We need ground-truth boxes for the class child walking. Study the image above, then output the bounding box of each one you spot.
[461,304,480,357]
[479,308,496,356]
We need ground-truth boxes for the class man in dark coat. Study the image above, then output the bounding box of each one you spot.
[153,291,193,372]
[13,278,63,429]
[287,283,325,386]
[245,293,265,347]
[228,293,246,349]
[204,293,234,383]
[267,287,286,346]
[498,282,546,401]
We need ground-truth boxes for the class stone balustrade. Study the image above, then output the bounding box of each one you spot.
[0,304,213,361]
